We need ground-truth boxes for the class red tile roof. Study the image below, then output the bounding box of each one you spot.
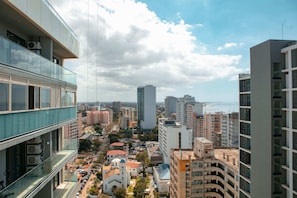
[110,142,124,147]
[107,150,127,155]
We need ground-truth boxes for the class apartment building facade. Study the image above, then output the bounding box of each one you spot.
[158,118,192,164]
[137,85,156,129]
[0,0,79,197]
[238,73,251,198]
[170,137,239,198]
[241,40,297,198]
[164,96,177,118]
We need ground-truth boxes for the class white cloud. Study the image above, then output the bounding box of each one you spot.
[49,0,243,102]
[217,42,244,51]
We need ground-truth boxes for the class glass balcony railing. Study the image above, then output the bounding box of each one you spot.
[0,36,76,85]
[0,107,76,141]
[0,139,77,198]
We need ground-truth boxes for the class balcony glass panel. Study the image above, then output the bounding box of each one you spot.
[0,107,76,141]
[0,139,77,198]
[0,36,76,85]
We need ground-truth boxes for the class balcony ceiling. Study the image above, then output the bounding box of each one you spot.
[0,1,76,58]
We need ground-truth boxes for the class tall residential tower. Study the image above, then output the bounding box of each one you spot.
[0,0,79,197]
[137,85,156,130]
[240,40,297,198]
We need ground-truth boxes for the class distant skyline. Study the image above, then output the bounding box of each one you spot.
[49,0,297,102]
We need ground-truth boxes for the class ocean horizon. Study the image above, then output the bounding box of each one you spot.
[203,102,239,113]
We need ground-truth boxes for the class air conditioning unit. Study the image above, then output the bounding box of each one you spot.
[27,41,41,50]
[27,137,42,144]
[27,155,42,165]
[27,145,42,154]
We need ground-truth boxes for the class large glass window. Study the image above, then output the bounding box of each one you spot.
[41,87,50,108]
[62,90,76,106]
[12,84,27,110]
[0,83,8,111]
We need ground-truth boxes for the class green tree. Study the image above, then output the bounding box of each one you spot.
[133,178,147,198]
[113,187,126,198]
[79,139,92,151]
[136,151,150,176]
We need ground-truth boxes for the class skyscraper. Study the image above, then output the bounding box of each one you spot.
[240,40,297,198]
[137,85,156,129]
[238,73,251,198]
[164,96,177,118]
[0,1,79,197]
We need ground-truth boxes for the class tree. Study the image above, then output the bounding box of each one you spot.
[136,151,150,176]
[79,139,92,151]
[133,178,147,198]
[113,187,126,198]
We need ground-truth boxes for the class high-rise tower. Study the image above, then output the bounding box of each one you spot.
[0,0,79,197]
[240,40,297,198]
[137,85,156,129]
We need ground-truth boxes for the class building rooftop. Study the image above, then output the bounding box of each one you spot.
[172,149,197,161]
[172,147,239,170]
[110,142,124,147]
[156,164,170,180]
[107,150,127,155]
[214,149,239,171]
[126,161,141,169]
[103,169,120,179]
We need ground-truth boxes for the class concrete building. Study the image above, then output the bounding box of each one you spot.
[221,112,239,147]
[112,101,121,115]
[153,164,170,193]
[106,150,128,163]
[137,85,156,130]
[193,114,204,138]
[238,73,251,198]
[176,95,196,125]
[0,0,79,197]
[146,141,163,165]
[158,118,192,164]
[242,40,297,198]
[186,102,204,129]
[170,137,239,198]
[164,96,177,118]
[86,110,112,126]
[204,112,223,147]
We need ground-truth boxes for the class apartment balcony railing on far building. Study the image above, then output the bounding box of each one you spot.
[0,35,76,85]
[0,139,77,198]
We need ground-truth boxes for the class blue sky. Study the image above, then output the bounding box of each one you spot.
[50,0,297,103]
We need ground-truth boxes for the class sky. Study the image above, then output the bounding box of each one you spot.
[49,0,297,103]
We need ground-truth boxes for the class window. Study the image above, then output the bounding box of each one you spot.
[12,84,27,110]
[0,83,8,111]
[61,90,76,106]
[41,87,50,108]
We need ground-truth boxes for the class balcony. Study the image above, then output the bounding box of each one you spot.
[0,139,77,198]
[0,36,76,85]
[0,107,76,141]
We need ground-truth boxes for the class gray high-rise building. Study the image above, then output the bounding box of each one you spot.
[239,40,297,198]
[137,85,156,129]
[164,96,177,117]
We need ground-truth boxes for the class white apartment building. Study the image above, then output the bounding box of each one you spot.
[221,112,239,147]
[158,118,192,164]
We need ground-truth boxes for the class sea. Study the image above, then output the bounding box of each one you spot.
[202,102,239,113]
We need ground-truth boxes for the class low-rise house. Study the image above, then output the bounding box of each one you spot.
[106,150,128,163]
[153,164,170,193]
